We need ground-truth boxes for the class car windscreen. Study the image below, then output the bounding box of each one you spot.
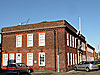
[96,61,100,64]
[17,64,27,67]
[8,64,16,67]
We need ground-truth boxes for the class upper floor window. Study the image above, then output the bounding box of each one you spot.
[16,35,22,48]
[27,34,33,47]
[67,33,69,46]
[72,36,74,48]
[39,33,45,46]
[70,35,72,47]
[75,38,77,48]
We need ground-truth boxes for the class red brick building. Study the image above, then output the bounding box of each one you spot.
[1,20,95,72]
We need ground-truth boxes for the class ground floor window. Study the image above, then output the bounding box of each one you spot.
[39,52,45,66]
[70,53,72,65]
[16,53,22,63]
[3,54,8,66]
[9,53,14,64]
[75,54,77,64]
[27,53,33,66]
[73,53,74,65]
[67,53,69,66]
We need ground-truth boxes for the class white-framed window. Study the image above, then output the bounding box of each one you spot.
[9,53,14,64]
[75,38,76,48]
[75,54,77,64]
[72,36,74,48]
[73,53,74,65]
[70,35,72,47]
[67,33,69,46]
[70,53,72,65]
[78,39,80,45]
[27,34,33,47]
[27,53,33,66]
[39,33,45,46]
[39,52,45,66]
[16,35,22,47]
[67,53,69,66]
[16,53,22,63]
[3,54,8,66]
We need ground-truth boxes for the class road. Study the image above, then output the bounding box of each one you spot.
[1,70,100,75]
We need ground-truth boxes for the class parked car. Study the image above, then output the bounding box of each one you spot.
[95,61,100,69]
[74,61,99,72]
[7,63,33,75]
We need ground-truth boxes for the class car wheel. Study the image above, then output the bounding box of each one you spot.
[28,69,31,73]
[74,67,77,71]
[86,67,90,72]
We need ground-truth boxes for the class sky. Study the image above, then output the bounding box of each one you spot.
[0,0,100,52]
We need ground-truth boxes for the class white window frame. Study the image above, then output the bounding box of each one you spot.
[67,33,69,46]
[70,35,72,47]
[16,53,22,63]
[75,38,77,48]
[27,53,33,66]
[39,52,45,66]
[73,53,74,65]
[72,36,74,48]
[27,34,33,47]
[75,54,77,64]
[67,53,69,66]
[3,54,8,66]
[9,53,14,64]
[70,53,72,65]
[16,35,22,48]
[39,33,45,46]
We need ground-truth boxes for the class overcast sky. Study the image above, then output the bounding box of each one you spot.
[0,0,100,52]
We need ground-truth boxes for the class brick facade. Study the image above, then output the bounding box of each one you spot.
[1,20,95,72]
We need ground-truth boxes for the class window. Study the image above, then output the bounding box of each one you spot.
[75,54,77,64]
[27,34,33,47]
[9,53,14,64]
[67,53,69,66]
[16,35,22,47]
[27,53,33,66]
[70,35,72,47]
[3,54,8,66]
[16,53,22,63]
[73,53,74,65]
[75,38,76,48]
[39,33,45,46]
[72,36,74,48]
[70,53,72,65]
[39,52,45,66]
[67,33,69,46]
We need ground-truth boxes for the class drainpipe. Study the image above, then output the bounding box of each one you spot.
[54,30,56,72]
[57,30,59,72]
